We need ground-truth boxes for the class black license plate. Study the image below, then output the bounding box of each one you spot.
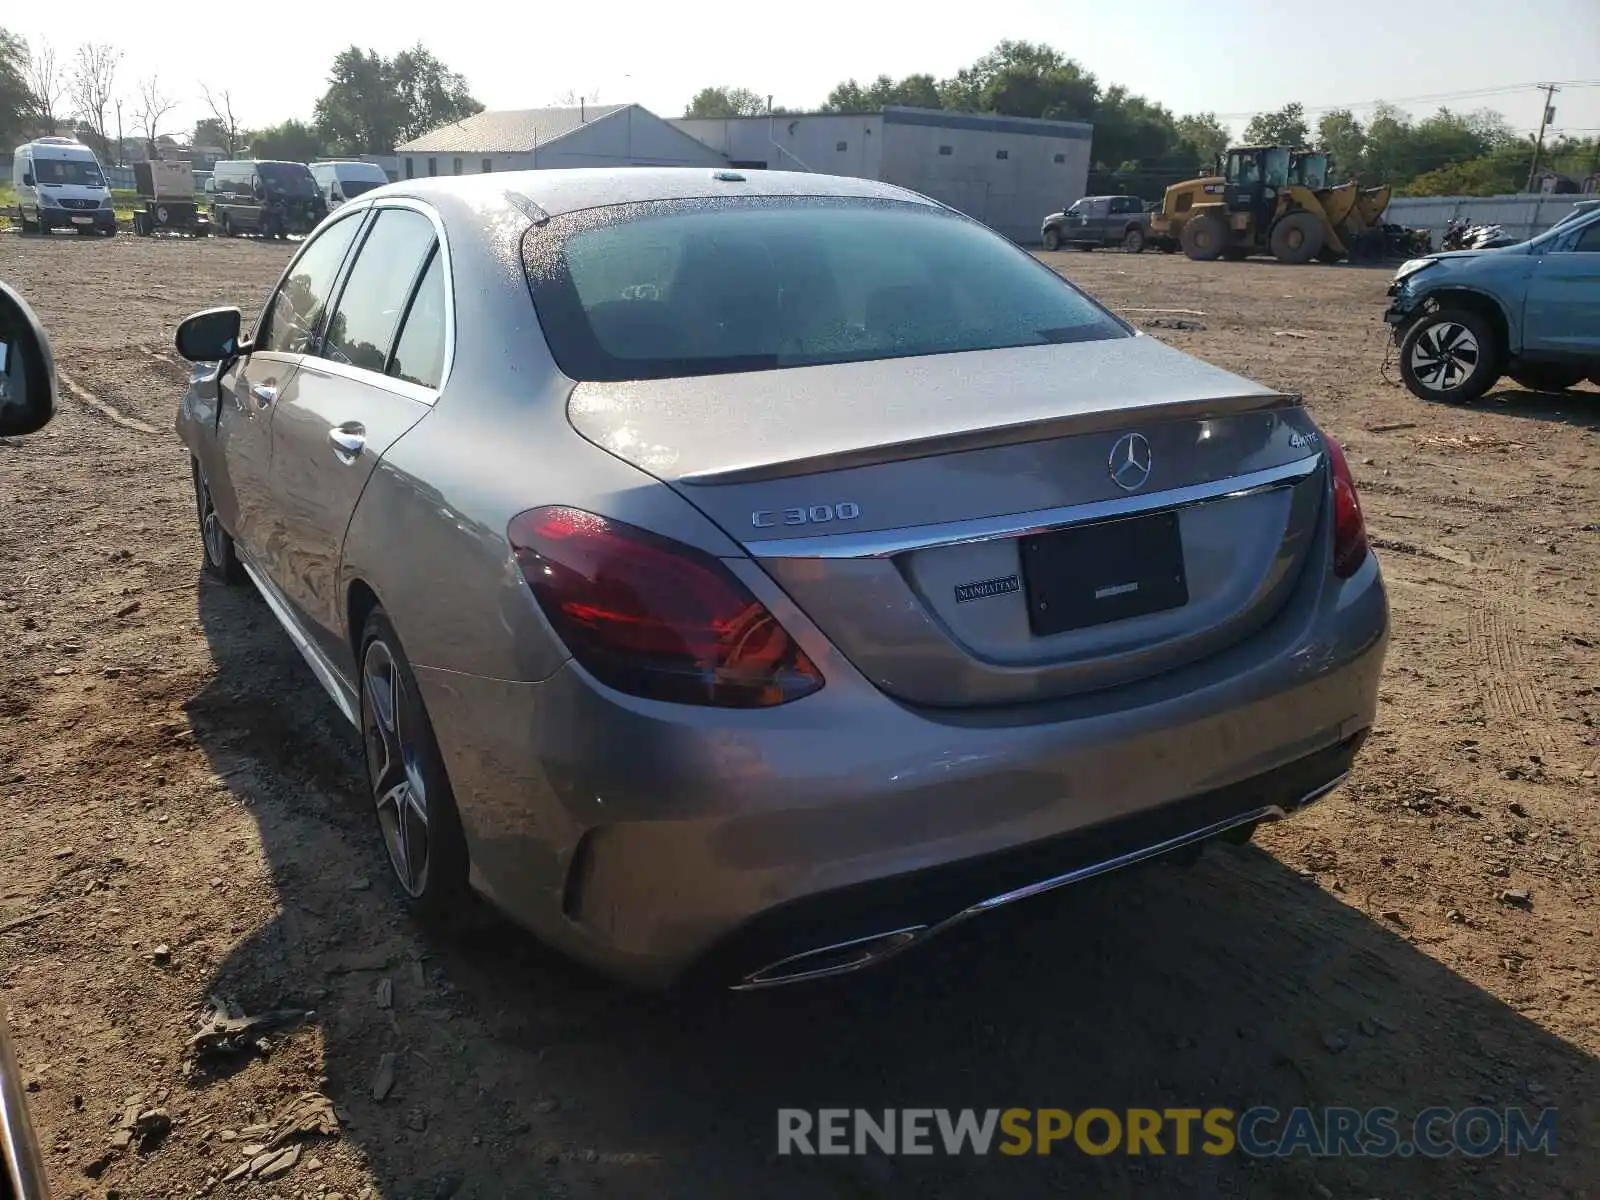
[1020,511,1188,636]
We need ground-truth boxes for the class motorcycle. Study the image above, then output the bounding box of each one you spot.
[1441,216,1518,251]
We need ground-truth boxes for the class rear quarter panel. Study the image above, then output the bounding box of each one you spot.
[335,197,746,683]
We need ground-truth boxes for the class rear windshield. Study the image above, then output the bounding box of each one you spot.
[33,158,103,187]
[522,197,1128,382]
[258,162,316,196]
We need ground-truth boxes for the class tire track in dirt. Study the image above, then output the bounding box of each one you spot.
[56,369,159,435]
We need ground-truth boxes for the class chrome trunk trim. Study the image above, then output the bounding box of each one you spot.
[679,391,1301,486]
[732,770,1346,990]
[745,453,1322,560]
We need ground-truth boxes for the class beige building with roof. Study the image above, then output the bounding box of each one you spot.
[394,104,728,179]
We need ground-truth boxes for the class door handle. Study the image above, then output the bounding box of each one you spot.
[329,424,366,462]
[249,383,277,408]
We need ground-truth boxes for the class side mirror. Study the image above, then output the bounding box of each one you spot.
[21,172,33,186]
[176,307,248,363]
[0,282,58,438]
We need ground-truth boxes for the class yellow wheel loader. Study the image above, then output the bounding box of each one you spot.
[1150,147,1398,264]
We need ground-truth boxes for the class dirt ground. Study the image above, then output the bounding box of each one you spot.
[0,230,1596,1200]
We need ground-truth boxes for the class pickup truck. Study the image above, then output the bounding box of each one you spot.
[1041,195,1154,252]
[1384,198,1600,403]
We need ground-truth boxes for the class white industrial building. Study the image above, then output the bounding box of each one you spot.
[674,106,1093,243]
[398,103,1094,244]
[394,104,727,179]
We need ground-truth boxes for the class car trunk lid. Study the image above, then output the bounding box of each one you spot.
[567,336,1327,706]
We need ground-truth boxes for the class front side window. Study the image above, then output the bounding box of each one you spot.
[257,214,363,354]
[389,251,447,389]
[523,197,1127,383]
[340,177,383,199]
[322,209,438,373]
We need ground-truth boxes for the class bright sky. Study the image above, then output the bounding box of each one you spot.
[22,0,1600,149]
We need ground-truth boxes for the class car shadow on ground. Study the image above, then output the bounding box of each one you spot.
[182,575,1598,1199]
[1474,385,1600,432]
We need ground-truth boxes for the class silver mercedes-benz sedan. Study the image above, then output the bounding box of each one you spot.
[173,168,1387,989]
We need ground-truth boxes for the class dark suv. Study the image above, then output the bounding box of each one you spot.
[1041,195,1152,252]
[210,160,327,239]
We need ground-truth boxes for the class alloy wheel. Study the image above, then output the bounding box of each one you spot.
[362,640,431,898]
[194,470,229,568]
[1409,320,1481,391]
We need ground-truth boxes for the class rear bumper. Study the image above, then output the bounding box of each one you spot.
[417,552,1388,989]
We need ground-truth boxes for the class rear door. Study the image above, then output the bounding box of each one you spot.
[263,202,447,663]
[1523,216,1600,356]
[211,210,364,556]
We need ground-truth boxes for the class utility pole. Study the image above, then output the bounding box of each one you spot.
[114,100,124,167]
[1525,83,1559,193]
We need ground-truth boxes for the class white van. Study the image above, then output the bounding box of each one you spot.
[309,161,390,210]
[12,138,117,236]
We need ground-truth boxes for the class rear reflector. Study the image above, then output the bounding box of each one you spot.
[1324,435,1369,578]
[507,507,823,707]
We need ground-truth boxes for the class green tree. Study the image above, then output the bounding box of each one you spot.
[1361,102,1414,187]
[1315,109,1366,179]
[821,73,940,112]
[192,117,229,148]
[0,28,31,147]
[684,86,767,118]
[1174,112,1229,169]
[314,48,404,153]
[1093,86,1180,169]
[252,119,326,163]
[1242,101,1308,148]
[391,44,482,144]
[940,41,1098,120]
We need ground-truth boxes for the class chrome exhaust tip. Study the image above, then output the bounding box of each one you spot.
[733,926,927,991]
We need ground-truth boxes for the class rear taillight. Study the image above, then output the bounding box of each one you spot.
[507,507,823,707]
[1324,435,1369,578]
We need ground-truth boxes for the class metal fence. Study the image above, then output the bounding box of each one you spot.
[1383,194,1585,246]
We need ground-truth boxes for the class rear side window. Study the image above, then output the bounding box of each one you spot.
[523,197,1126,382]
[322,209,437,373]
[257,214,363,354]
[389,251,447,389]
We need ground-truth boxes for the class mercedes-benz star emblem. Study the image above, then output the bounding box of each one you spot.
[1108,432,1153,491]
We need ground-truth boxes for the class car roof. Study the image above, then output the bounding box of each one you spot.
[382,167,939,220]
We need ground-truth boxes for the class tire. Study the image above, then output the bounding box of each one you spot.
[358,608,470,917]
[1398,308,1501,404]
[1270,212,1324,264]
[1181,214,1229,261]
[155,204,170,226]
[1122,225,1146,253]
[219,213,233,237]
[18,207,38,234]
[1508,364,1586,393]
[192,459,246,583]
[102,223,116,237]
[1041,227,1061,251]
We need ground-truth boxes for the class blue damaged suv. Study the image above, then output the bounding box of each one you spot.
[1385,199,1600,403]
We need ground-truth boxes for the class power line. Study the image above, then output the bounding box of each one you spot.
[1208,80,1600,123]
